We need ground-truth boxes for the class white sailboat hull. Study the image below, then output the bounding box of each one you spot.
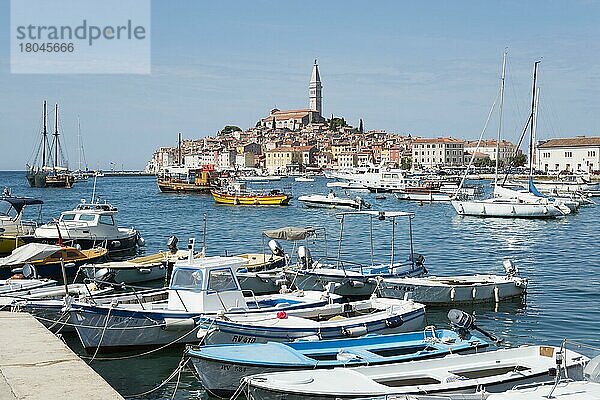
[452,199,564,218]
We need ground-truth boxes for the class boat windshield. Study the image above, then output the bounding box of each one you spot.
[60,213,76,221]
[207,268,239,292]
[170,268,204,291]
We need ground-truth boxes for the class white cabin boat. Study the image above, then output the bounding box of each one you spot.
[34,201,143,255]
[298,192,370,210]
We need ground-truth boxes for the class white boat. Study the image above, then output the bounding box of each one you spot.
[198,297,426,345]
[241,345,589,399]
[2,282,113,310]
[285,211,427,298]
[334,165,414,193]
[298,192,370,210]
[34,200,144,255]
[80,249,190,284]
[326,181,369,191]
[295,174,315,182]
[67,241,345,351]
[0,277,56,296]
[378,259,527,305]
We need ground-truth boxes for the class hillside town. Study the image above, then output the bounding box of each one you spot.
[147,61,600,177]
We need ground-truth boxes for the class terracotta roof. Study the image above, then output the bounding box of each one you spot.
[538,136,600,148]
[412,137,464,144]
[464,140,515,147]
[262,109,316,121]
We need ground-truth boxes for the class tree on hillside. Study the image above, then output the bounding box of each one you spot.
[219,125,242,136]
[507,153,527,167]
[327,116,348,131]
[358,119,364,133]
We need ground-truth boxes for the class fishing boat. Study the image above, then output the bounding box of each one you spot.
[33,200,144,255]
[298,191,371,210]
[66,241,344,351]
[452,54,568,218]
[0,277,56,296]
[0,195,43,254]
[26,101,75,188]
[211,183,291,205]
[2,282,113,311]
[378,259,527,305]
[80,248,189,284]
[295,174,315,182]
[0,243,107,280]
[285,211,427,298]
[187,327,488,398]
[196,296,426,345]
[241,345,589,400]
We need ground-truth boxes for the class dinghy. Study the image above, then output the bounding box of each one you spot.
[187,327,488,397]
[4,282,113,311]
[378,259,527,305]
[242,345,589,400]
[0,276,55,295]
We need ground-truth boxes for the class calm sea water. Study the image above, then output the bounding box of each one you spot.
[1,171,599,399]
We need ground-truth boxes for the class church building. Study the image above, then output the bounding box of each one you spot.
[260,60,326,130]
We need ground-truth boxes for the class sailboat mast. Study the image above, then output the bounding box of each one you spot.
[42,101,47,168]
[528,61,540,177]
[77,116,81,171]
[54,103,59,169]
[494,50,508,187]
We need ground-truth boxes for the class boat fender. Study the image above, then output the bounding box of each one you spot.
[111,240,121,248]
[494,286,500,303]
[366,278,378,285]
[349,280,365,288]
[276,311,287,319]
[196,326,218,340]
[342,325,368,337]
[137,236,146,247]
[385,315,404,329]
[162,317,195,331]
[336,349,362,363]
[450,287,456,301]
[472,287,477,299]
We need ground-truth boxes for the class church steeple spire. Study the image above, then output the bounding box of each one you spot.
[309,59,322,116]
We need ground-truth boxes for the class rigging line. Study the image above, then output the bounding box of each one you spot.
[455,86,502,196]
[122,356,190,399]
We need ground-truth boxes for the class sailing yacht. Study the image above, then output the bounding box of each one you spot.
[26,101,74,188]
[72,116,89,182]
[452,54,568,218]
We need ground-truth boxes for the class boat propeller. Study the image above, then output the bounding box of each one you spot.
[448,309,503,343]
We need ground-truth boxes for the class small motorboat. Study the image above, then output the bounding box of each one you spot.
[0,276,56,296]
[196,296,426,345]
[378,259,527,305]
[80,248,190,284]
[295,175,315,182]
[234,252,286,295]
[34,200,144,256]
[0,243,108,279]
[187,327,488,398]
[242,345,589,399]
[2,282,113,311]
[298,192,370,210]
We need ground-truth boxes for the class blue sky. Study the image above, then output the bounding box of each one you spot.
[1,0,599,170]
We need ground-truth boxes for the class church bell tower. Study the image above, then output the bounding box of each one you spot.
[309,59,322,116]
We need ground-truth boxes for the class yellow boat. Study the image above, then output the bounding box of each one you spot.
[211,189,291,206]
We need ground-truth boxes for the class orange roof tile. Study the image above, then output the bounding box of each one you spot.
[538,136,600,148]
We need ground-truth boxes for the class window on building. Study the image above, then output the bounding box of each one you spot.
[565,152,572,157]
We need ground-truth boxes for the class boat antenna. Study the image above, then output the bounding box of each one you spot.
[91,172,98,204]
[201,212,207,256]
[42,101,48,169]
[494,49,508,188]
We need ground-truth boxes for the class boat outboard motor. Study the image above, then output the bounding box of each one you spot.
[268,239,284,257]
[167,235,179,253]
[448,309,502,343]
[297,246,312,269]
[94,267,116,284]
[503,259,518,277]
[22,264,38,279]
